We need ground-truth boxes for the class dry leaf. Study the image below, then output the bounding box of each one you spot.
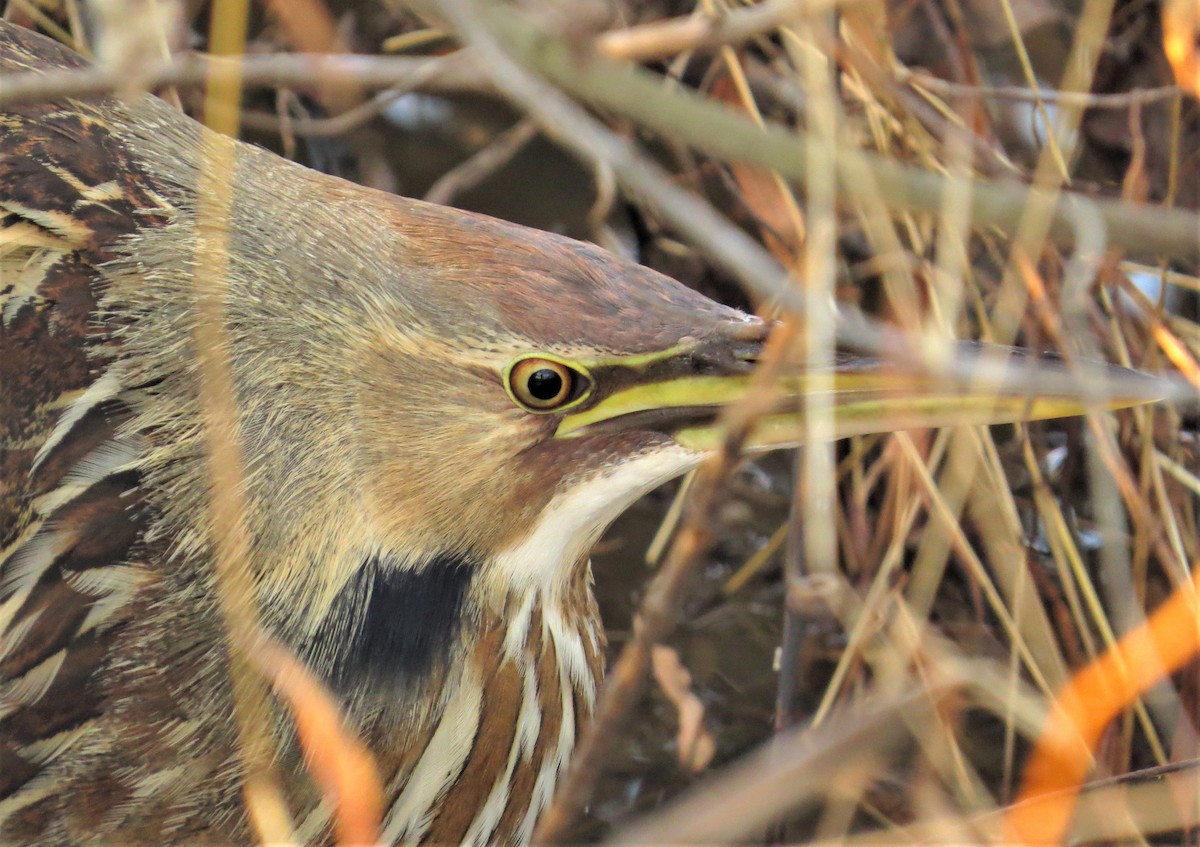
[262,0,362,114]
[651,644,716,773]
[842,0,890,66]
[1163,0,1200,97]
[255,642,383,846]
[709,73,804,265]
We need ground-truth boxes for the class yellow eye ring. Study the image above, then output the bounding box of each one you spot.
[506,357,588,412]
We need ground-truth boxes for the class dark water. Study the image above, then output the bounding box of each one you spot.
[583,460,795,838]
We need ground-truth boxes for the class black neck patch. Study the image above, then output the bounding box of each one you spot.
[304,551,477,702]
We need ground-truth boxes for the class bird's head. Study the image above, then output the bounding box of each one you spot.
[104,137,777,698]
[345,201,767,606]
[101,116,1163,704]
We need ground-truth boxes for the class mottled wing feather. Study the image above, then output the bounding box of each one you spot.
[0,23,168,816]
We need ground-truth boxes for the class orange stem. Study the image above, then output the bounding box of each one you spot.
[1005,563,1200,843]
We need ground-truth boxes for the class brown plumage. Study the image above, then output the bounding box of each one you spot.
[0,20,1166,847]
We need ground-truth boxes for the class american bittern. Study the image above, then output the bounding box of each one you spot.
[0,21,1164,845]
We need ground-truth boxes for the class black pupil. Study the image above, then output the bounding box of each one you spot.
[527,368,565,402]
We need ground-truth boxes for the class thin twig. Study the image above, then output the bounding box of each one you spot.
[425,117,538,205]
[239,51,470,138]
[0,50,491,106]
[897,67,1184,109]
[595,0,814,62]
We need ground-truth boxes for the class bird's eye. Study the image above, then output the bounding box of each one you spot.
[507,357,586,412]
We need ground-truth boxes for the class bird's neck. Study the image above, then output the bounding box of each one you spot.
[339,568,605,846]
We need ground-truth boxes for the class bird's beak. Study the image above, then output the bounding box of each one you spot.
[554,341,1168,452]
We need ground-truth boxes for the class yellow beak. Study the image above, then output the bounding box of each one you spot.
[555,343,1167,452]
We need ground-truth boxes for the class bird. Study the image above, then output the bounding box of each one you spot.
[0,20,1165,847]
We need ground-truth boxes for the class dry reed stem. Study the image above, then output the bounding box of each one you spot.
[191,4,384,842]
[1015,258,1175,763]
[191,1,298,842]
